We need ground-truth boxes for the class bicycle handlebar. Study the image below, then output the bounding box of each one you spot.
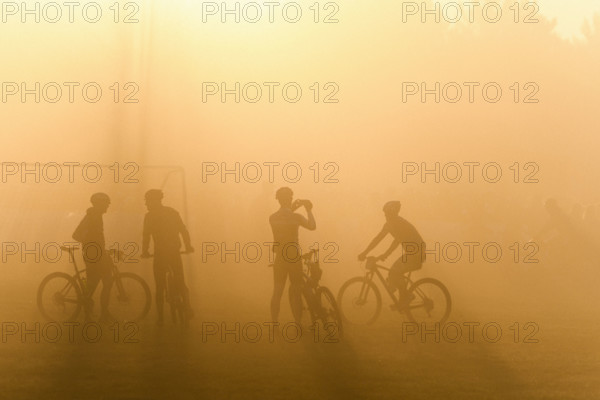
[301,248,319,260]
[60,246,78,252]
[59,246,121,258]
[365,256,386,271]
[266,249,319,268]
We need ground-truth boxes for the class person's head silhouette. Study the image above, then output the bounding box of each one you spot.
[383,201,401,221]
[90,192,110,213]
[275,187,293,208]
[145,189,164,211]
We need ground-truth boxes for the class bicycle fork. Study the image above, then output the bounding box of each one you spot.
[356,271,377,305]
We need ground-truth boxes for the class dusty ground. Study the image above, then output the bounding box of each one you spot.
[1,261,598,400]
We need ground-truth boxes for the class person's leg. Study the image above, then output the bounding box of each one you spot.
[153,257,167,323]
[82,244,103,299]
[389,257,420,300]
[84,263,100,316]
[98,255,114,319]
[288,261,304,324]
[270,262,287,322]
[170,252,192,316]
[86,265,100,296]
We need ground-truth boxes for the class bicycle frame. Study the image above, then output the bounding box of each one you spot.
[164,266,179,301]
[297,250,322,316]
[363,258,414,309]
[62,246,123,294]
[146,251,189,299]
[145,251,189,324]
[38,246,152,323]
[60,246,87,291]
[267,248,342,335]
[301,249,323,287]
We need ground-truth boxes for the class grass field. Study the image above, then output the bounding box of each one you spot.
[1,261,599,400]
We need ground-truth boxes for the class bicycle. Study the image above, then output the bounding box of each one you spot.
[270,249,343,339]
[144,251,191,328]
[301,249,344,339]
[37,246,151,323]
[337,256,451,325]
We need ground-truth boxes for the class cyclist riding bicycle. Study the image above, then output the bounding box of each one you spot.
[141,189,194,325]
[358,201,426,307]
[269,187,316,324]
[71,192,114,322]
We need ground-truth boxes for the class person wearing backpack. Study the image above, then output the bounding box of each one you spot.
[72,192,114,322]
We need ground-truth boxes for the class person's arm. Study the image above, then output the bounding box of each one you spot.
[305,203,316,231]
[181,226,193,252]
[269,216,278,253]
[379,238,401,261]
[296,201,316,231]
[141,214,151,258]
[358,227,388,260]
[72,214,88,243]
[176,212,194,252]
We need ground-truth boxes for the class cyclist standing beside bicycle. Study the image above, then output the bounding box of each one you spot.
[358,201,425,307]
[141,189,194,325]
[269,187,316,324]
[72,192,114,322]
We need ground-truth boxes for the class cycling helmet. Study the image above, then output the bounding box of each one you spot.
[90,192,110,206]
[383,201,401,215]
[145,189,164,201]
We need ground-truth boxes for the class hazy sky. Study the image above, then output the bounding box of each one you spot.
[542,0,600,38]
[435,0,600,39]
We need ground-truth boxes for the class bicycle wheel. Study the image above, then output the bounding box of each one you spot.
[301,287,318,327]
[406,278,451,324]
[316,286,344,339]
[109,272,151,322]
[37,272,82,322]
[166,275,187,327]
[337,277,382,325]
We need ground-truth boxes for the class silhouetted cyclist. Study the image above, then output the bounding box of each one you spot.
[141,189,194,325]
[536,198,582,245]
[534,198,595,264]
[358,201,425,308]
[269,187,316,324]
[72,192,114,322]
